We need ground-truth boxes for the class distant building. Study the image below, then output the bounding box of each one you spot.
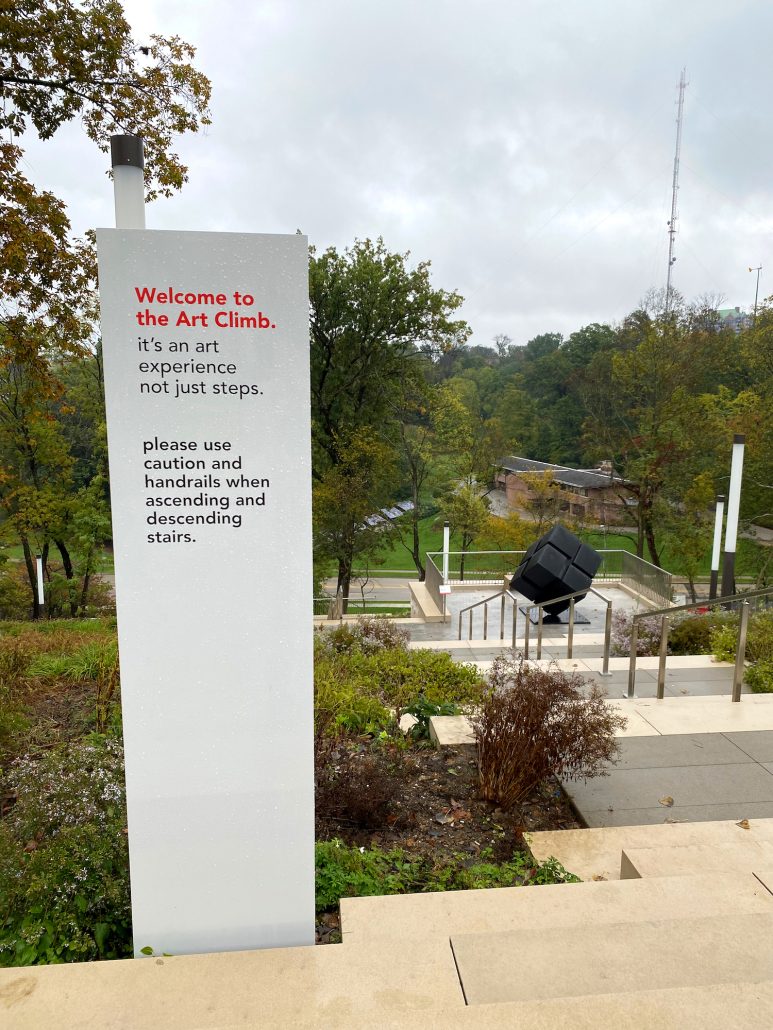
[494,456,634,524]
[717,307,749,333]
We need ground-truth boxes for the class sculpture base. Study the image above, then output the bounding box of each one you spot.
[519,606,591,626]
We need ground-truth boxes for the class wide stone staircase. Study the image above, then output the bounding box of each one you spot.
[5,819,773,1027]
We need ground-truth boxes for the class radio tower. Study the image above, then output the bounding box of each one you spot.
[665,69,687,313]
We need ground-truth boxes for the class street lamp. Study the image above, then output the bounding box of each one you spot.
[749,266,762,325]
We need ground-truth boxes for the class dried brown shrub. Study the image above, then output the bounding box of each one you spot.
[314,715,411,831]
[472,654,626,810]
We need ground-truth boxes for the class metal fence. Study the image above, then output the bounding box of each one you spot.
[425,548,673,611]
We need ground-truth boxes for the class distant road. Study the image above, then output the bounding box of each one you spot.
[322,576,414,603]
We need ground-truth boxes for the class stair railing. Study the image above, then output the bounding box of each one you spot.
[457,586,613,675]
[626,585,773,702]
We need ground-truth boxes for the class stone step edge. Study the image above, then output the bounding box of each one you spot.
[340,870,773,942]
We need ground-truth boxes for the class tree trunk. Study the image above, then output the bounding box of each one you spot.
[20,534,39,620]
[54,538,78,616]
[411,503,425,581]
[687,574,697,604]
[336,558,352,615]
[643,519,661,568]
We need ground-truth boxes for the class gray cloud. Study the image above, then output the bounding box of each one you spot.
[19,0,773,344]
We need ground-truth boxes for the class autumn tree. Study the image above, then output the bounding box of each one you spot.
[312,434,397,610]
[0,1,211,610]
[309,237,469,599]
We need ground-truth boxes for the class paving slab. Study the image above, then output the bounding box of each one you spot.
[565,762,773,817]
[578,802,773,827]
[608,733,752,769]
[450,913,773,1005]
[725,732,773,763]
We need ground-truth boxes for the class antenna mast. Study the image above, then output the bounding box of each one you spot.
[665,68,687,313]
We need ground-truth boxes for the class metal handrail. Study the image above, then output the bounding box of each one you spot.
[457,585,613,675]
[457,588,521,648]
[626,585,773,702]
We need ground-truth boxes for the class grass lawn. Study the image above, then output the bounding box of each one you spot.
[365,515,768,582]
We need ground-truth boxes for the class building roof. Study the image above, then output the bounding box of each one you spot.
[496,455,626,491]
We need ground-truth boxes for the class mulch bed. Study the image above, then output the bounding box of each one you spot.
[315,742,581,943]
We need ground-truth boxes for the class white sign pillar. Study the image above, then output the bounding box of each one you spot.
[97,142,314,956]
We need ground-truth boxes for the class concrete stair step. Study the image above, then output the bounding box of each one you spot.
[340,871,773,943]
[449,911,773,1005]
[322,981,773,1028]
[0,936,464,1028]
[527,817,773,880]
[621,839,773,878]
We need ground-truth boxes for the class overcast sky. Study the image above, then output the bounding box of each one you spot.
[19,0,773,346]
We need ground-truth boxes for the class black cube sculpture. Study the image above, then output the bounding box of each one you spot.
[509,525,601,619]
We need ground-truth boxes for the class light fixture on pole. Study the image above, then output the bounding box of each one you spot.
[749,266,762,325]
[721,435,745,598]
[709,495,725,600]
[111,134,145,229]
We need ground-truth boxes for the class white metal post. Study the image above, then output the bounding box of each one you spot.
[35,555,45,616]
[709,494,725,600]
[721,436,745,598]
[442,520,450,621]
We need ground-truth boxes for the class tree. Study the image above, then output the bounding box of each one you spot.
[436,484,490,581]
[312,433,397,612]
[309,238,469,599]
[0,1,211,612]
[309,237,469,474]
[580,305,731,565]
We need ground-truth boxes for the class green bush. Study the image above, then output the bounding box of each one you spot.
[669,613,732,655]
[314,839,580,914]
[322,616,410,655]
[746,661,773,693]
[711,621,738,662]
[314,635,483,733]
[0,740,131,965]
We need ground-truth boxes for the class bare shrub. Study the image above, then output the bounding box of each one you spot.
[472,654,626,810]
[314,715,411,831]
[323,616,409,655]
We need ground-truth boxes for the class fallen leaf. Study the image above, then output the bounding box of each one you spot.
[592,874,607,881]
[659,796,674,807]
[434,812,454,825]
[737,818,750,830]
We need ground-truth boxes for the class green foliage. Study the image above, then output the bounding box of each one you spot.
[711,621,739,663]
[0,740,131,965]
[668,613,733,655]
[28,639,118,681]
[403,697,459,740]
[315,625,483,732]
[314,839,579,914]
[746,662,773,693]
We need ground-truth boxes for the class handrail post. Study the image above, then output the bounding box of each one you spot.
[483,603,488,641]
[500,593,505,640]
[627,621,638,699]
[524,608,531,659]
[511,601,517,649]
[657,614,669,700]
[601,601,613,676]
[468,609,473,641]
[457,612,462,640]
[567,598,575,659]
[537,606,544,660]
[732,601,750,702]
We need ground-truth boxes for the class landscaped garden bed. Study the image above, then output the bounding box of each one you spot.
[0,616,620,963]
